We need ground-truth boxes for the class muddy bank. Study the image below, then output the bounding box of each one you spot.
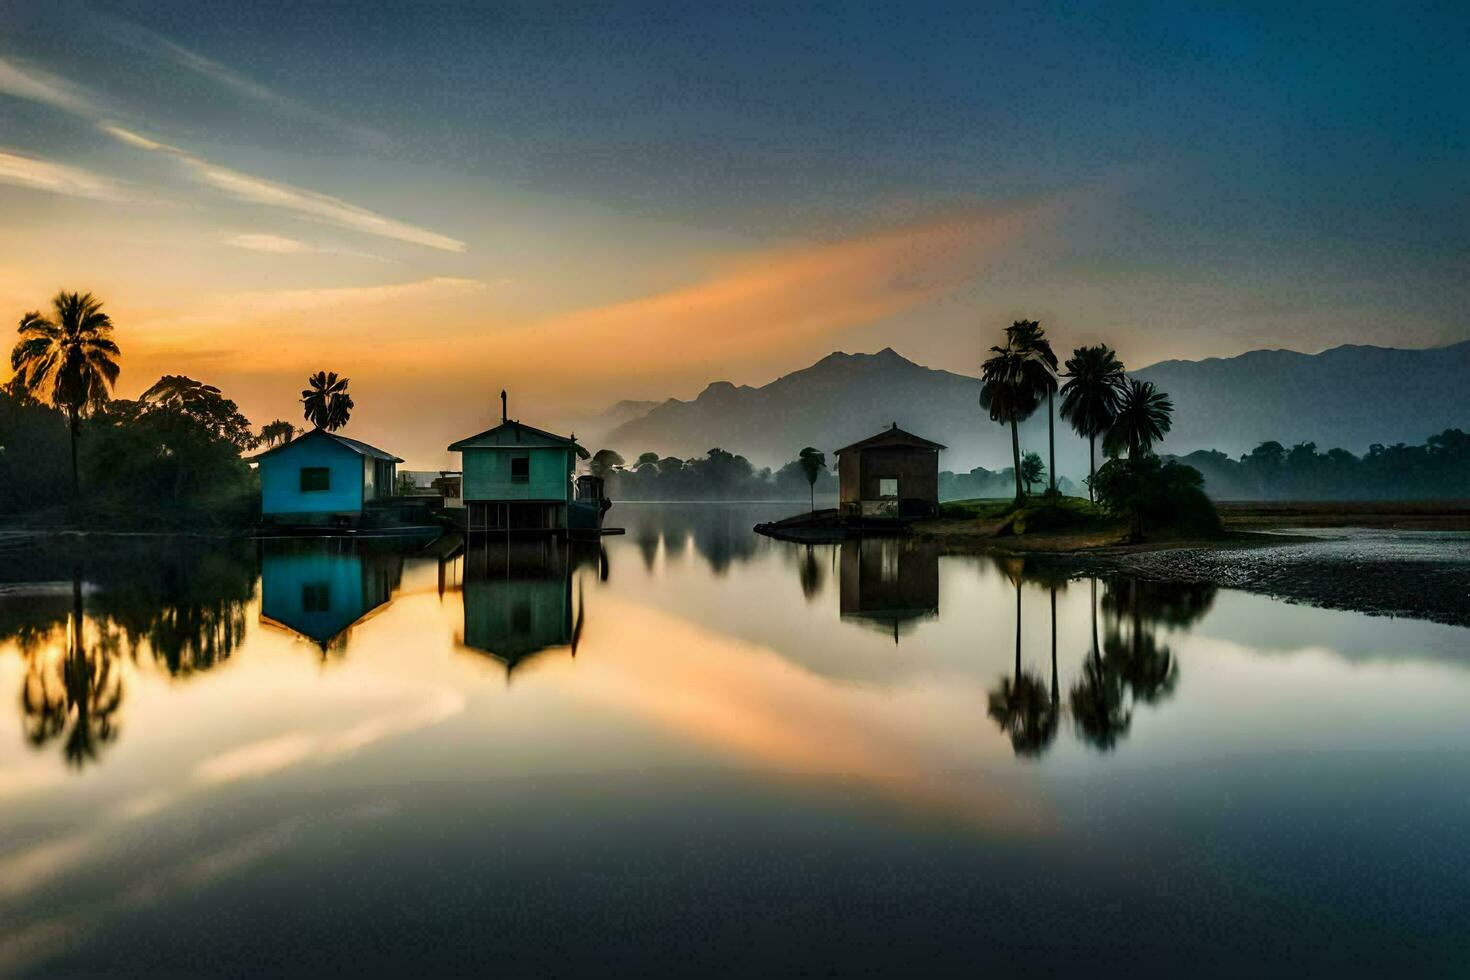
[1048,528,1470,629]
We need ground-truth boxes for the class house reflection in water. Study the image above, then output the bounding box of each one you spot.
[838,538,939,642]
[258,539,405,653]
[454,538,601,676]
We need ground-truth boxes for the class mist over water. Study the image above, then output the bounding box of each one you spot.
[2,503,1469,974]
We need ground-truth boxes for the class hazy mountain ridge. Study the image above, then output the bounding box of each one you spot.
[597,341,1470,478]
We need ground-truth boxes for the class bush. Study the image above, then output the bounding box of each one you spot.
[1094,456,1220,541]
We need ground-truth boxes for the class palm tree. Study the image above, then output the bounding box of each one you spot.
[259,419,295,448]
[986,556,1059,756]
[797,446,826,513]
[1060,345,1126,502]
[1068,574,1132,750]
[1006,320,1059,495]
[301,371,353,431]
[1104,379,1174,462]
[979,344,1043,502]
[10,292,121,497]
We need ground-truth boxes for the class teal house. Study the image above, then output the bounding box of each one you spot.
[457,538,597,675]
[252,429,402,525]
[448,395,595,531]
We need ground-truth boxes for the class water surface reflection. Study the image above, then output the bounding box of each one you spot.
[2,505,1469,974]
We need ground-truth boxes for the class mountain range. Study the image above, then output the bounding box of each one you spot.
[593,341,1470,479]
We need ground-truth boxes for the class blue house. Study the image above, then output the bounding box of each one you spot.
[258,539,403,651]
[252,428,403,525]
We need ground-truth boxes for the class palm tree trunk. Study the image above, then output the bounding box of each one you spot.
[1049,585,1058,704]
[1010,419,1022,502]
[68,407,79,500]
[1088,434,1096,503]
[1047,389,1056,495]
[1090,577,1099,662]
[809,482,815,515]
[1014,577,1022,679]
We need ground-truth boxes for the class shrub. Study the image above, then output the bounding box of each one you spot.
[1093,456,1220,541]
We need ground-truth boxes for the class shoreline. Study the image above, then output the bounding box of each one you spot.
[759,499,1470,629]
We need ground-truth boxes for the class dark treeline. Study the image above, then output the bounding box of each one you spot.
[593,448,838,501]
[0,378,258,525]
[939,466,1080,501]
[1,535,257,767]
[1173,429,1470,500]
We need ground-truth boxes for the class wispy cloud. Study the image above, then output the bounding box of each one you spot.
[102,123,465,252]
[0,55,453,250]
[0,57,99,115]
[0,147,128,201]
[101,13,388,148]
[221,232,390,261]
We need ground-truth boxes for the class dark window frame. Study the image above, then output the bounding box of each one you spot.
[510,455,530,484]
[300,466,331,492]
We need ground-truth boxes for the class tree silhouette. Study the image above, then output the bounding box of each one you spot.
[798,544,825,601]
[10,291,121,497]
[986,556,1059,756]
[1006,320,1059,495]
[797,447,826,513]
[980,343,1043,502]
[259,418,295,448]
[1020,452,1045,496]
[301,371,353,431]
[21,572,123,768]
[1060,344,1126,502]
[590,449,625,479]
[141,375,257,450]
[1104,379,1174,462]
[1069,577,1131,750]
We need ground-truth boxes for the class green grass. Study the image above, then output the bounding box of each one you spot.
[938,498,1016,520]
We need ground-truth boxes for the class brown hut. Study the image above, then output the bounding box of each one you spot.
[833,424,945,518]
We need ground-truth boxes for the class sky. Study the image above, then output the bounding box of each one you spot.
[1,0,1467,467]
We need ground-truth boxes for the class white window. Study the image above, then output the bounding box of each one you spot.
[878,478,899,498]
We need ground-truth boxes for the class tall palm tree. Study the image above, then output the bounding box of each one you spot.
[1104,379,1174,462]
[1060,344,1126,502]
[987,556,1057,756]
[10,292,121,497]
[301,371,353,431]
[1005,320,1059,495]
[979,344,1043,502]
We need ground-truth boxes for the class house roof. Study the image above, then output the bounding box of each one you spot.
[448,420,592,459]
[834,424,946,455]
[248,427,404,463]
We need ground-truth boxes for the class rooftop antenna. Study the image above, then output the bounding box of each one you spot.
[500,389,507,423]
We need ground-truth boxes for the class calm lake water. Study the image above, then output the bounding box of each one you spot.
[2,503,1469,976]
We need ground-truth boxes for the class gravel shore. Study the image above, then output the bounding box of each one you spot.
[1055,528,1470,628]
